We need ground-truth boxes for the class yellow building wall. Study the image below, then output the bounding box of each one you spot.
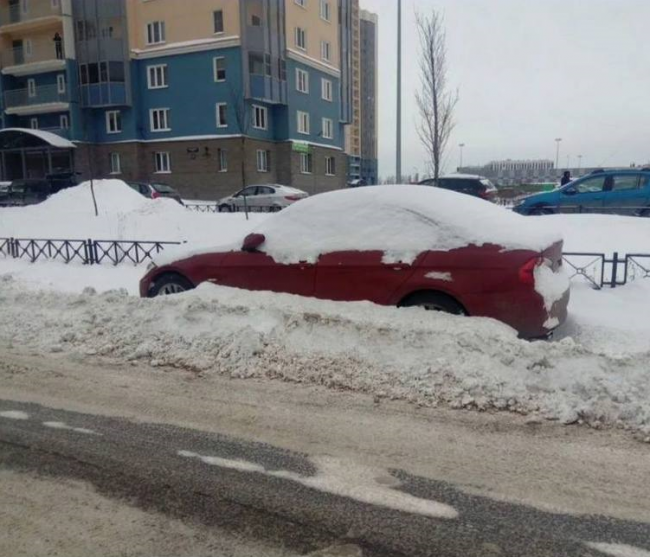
[284,0,339,70]
[126,0,240,50]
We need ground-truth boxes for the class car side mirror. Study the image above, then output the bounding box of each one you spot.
[242,233,265,252]
[563,187,577,196]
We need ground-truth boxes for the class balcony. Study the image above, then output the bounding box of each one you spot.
[1,45,66,76]
[0,1,63,33]
[39,126,70,139]
[4,83,69,115]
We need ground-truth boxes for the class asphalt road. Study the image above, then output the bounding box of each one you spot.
[1,399,649,557]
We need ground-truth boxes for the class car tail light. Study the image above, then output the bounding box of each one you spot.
[519,256,553,285]
[285,195,301,201]
[151,190,160,199]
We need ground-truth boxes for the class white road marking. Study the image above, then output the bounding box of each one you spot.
[587,543,650,557]
[0,410,29,420]
[43,421,100,435]
[178,450,458,519]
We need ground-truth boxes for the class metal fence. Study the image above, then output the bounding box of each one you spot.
[184,203,281,214]
[563,252,650,289]
[0,238,180,266]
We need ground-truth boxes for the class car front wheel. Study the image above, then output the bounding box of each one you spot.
[529,206,554,216]
[219,204,232,212]
[399,292,466,315]
[148,273,194,298]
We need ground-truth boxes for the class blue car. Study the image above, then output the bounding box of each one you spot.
[512,169,650,216]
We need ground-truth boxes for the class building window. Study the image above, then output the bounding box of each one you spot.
[322,117,333,139]
[109,152,121,175]
[213,57,226,81]
[257,149,270,172]
[150,108,170,132]
[51,0,60,7]
[321,40,331,62]
[30,117,38,129]
[320,0,330,21]
[60,114,69,129]
[295,0,306,7]
[296,68,309,93]
[321,78,332,101]
[27,79,36,98]
[295,27,306,50]
[297,111,310,135]
[213,9,224,33]
[218,148,227,172]
[216,103,227,128]
[106,110,122,134]
[146,21,166,45]
[147,64,168,89]
[325,156,336,176]
[56,74,66,94]
[252,105,267,130]
[300,152,313,174]
[24,38,32,58]
[154,152,171,173]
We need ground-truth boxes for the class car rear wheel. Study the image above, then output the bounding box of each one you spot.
[639,208,650,218]
[529,206,554,216]
[399,292,466,316]
[148,273,194,298]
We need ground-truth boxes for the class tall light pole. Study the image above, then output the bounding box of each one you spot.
[396,0,402,183]
[555,138,562,170]
[459,143,465,170]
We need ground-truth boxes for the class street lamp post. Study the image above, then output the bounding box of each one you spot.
[459,143,465,170]
[555,138,562,170]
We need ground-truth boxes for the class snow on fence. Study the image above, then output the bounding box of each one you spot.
[0,238,181,266]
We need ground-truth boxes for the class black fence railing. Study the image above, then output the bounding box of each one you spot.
[184,203,282,214]
[563,252,650,289]
[0,238,181,266]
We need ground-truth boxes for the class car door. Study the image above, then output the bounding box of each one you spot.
[315,251,419,305]
[233,186,258,210]
[607,173,644,215]
[256,186,276,211]
[219,250,316,296]
[558,174,607,213]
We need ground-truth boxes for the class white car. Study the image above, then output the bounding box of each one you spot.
[217,184,308,212]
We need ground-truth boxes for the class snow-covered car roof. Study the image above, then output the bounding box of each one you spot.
[254,185,560,264]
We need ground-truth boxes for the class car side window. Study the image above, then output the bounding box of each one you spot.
[574,176,606,194]
[139,184,149,195]
[612,175,640,191]
[258,186,273,195]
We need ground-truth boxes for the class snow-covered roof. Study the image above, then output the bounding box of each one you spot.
[0,128,76,149]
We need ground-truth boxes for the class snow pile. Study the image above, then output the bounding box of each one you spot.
[41,179,148,215]
[1,277,648,435]
[254,186,561,264]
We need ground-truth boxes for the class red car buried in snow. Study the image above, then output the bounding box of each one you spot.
[139,185,570,338]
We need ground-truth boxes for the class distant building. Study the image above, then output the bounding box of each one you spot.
[359,9,377,185]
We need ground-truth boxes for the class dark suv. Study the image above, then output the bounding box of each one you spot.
[419,174,498,201]
[0,179,52,207]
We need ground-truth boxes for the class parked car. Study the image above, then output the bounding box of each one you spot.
[419,174,498,201]
[140,186,569,339]
[217,184,308,212]
[0,179,52,207]
[512,168,650,216]
[129,182,184,204]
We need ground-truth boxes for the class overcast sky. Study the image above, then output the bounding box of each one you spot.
[360,0,650,178]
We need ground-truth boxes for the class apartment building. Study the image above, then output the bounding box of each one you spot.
[359,8,376,184]
[0,0,353,198]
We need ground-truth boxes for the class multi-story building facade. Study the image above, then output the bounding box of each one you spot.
[344,0,360,184]
[359,8,376,184]
[0,0,353,199]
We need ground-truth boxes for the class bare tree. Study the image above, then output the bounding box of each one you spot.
[415,10,458,182]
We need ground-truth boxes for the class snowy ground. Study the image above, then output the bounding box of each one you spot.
[0,181,649,435]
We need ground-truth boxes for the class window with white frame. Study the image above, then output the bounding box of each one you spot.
[59,114,69,129]
[296,68,309,93]
[252,105,267,130]
[217,148,227,172]
[213,9,224,33]
[295,0,306,7]
[146,21,166,45]
[57,74,66,94]
[256,149,270,172]
[320,0,330,21]
[150,108,170,132]
[321,40,331,62]
[154,152,171,173]
[325,156,336,176]
[147,64,168,89]
[321,78,332,101]
[30,117,38,129]
[24,39,32,57]
[106,110,122,134]
[216,103,227,128]
[213,57,226,81]
[300,152,313,174]
[109,152,121,174]
[295,27,306,50]
[27,79,36,98]
[322,117,333,139]
[297,111,310,135]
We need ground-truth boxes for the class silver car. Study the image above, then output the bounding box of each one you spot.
[217,184,308,212]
